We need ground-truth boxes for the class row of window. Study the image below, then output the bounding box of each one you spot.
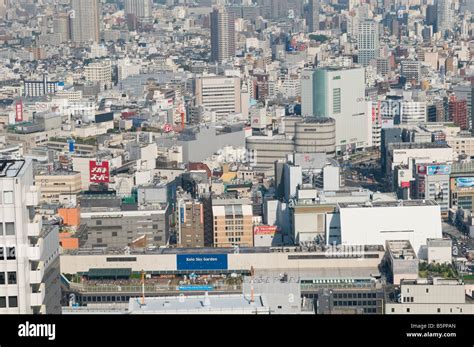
[334,292,377,299]
[0,296,17,308]
[0,271,16,285]
[334,300,377,307]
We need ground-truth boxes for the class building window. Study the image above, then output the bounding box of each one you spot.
[112,232,117,237]
[7,272,16,285]
[5,223,14,236]
[97,238,102,243]
[6,247,15,260]
[406,308,410,313]
[0,247,3,260]
[96,220,102,226]
[0,297,5,308]
[8,296,17,308]
[0,272,4,285]
[0,224,3,235]
[426,288,429,293]
[3,191,13,204]
[437,308,441,313]
[391,308,395,313]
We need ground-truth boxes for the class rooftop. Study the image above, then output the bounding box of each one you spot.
[338,200,438,209]
[386,240,416,260]
[128,293,267,314]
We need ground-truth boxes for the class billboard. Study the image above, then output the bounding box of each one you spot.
[15,101,23,122]
[67,138,75,153]
[89,160,110,183]
[426,165,451,176]
[254,225,278,235]
[176,254,228,271]
[417,164,451,176]
[95,112,113,123]
[178,285,214,291]
[456,177,474,188]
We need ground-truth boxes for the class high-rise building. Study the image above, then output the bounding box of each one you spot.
[125,0,153,24]
[426,4,438,33]
[53,13,71,43]
[307,0,319,32]
[210,7,236,63]
[0,0,6,20]
[0,159,61,314]
[358,20,380,67]
[453,83,474,129]
[449,96,468,130]
[401,60,421,84]
[70,0,101,44]
[309,67,370,153]
[437,0,452,35]
[195,76,241,119]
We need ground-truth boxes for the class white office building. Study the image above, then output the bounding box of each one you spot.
[312,67,370,153]
[195,76,242,120]
[326,200,443,256]
[0,159,61,314]
[401,101,427,124]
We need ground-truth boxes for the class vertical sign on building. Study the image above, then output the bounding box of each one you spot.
[15,101,23,122]
[67,138,75,153]
[89,160,110,183]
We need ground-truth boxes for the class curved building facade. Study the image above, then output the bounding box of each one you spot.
[294,117,336,157]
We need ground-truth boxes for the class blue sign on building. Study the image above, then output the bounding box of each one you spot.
[176,254,228,271]
[178,285,214,291]
[67,138,75,153]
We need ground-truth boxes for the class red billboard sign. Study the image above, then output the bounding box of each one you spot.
[401,181,411,189]
[15,101,23,122]
[89,160,110,183]
[254,225,277,235]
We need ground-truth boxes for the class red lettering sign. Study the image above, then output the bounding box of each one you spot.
[89,160,110,183]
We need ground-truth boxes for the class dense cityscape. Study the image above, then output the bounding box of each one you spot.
[0,0,472,320]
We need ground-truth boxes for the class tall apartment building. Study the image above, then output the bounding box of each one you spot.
[125,0,153,23]
[70,0,101,44]
[53,13,71,43]
[449,97,468,130]
[437,0,452,35]
[210,7,236,63]
[195,76,241,119]
[307,0,319,32]
[0,159,60,314]
[212,199,253,248]
[358,20,379,67]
